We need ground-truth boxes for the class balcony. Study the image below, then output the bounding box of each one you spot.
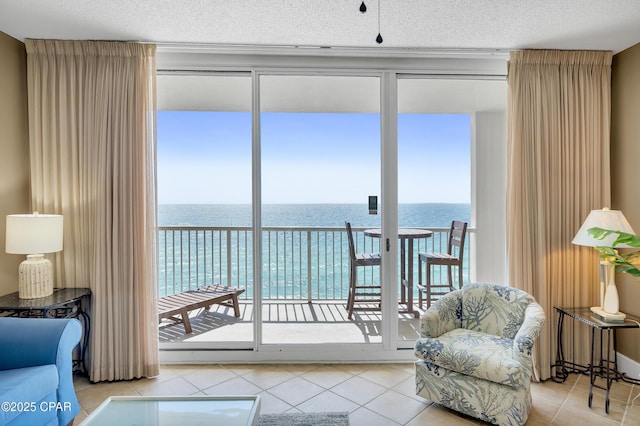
[158,226,471,344]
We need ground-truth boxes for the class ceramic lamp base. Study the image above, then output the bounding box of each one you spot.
[18,254,54,299]
[590,306,626,322]
[590,260,626,322]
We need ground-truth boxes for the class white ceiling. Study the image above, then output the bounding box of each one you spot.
[1,0,640,54]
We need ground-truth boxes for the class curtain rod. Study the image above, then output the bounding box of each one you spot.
[155,42,510,60]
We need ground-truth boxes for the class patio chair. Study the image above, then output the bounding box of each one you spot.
[345,221,382,319]
[417,220,467,309]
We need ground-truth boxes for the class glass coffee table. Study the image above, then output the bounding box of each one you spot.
[79,395,260,426]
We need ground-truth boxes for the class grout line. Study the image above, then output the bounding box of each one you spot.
[548,375,577,424]
[622,384,640,425]
[80,365,636,425]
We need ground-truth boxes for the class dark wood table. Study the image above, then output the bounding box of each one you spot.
[364,228,433,318]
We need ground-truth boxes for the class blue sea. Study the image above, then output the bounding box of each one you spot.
[158,203,470,228]
[157,203,470,298]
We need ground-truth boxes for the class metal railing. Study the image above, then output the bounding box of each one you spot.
[158,226,470,301]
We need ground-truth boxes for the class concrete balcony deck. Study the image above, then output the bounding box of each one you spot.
[159,300,422,344]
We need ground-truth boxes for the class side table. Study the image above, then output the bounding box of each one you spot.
[551,306,640,413]
[0,287,91,374]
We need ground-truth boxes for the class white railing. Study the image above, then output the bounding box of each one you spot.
[158,226,470,301]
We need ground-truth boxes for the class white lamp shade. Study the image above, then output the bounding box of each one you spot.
[572,208,636,248]
[5,213,63,254]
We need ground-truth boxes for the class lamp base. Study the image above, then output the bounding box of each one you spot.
[18,254,54,299]
[590,306,626,322]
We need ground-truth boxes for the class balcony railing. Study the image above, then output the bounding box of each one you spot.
[158,226,471,301]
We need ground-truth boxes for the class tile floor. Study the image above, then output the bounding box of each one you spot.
[73,363,640,425]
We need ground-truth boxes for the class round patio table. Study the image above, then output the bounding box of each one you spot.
[364,228,433,318]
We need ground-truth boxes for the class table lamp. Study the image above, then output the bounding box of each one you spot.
[572,208,635,321]
[5,212,63,299]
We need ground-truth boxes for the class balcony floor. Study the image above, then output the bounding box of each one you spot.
[159,301,422,344]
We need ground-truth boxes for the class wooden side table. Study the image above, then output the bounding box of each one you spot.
[0,287,91,373]
[551,306,640,413]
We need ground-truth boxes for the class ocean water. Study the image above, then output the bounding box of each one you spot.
[157,203,471,298]
[158,203,471,228]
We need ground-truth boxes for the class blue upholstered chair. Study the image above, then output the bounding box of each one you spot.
[0,317,82,426]
[414,283,545,426]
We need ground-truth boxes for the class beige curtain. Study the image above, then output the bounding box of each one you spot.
[26,39,159,382]
[507,50,612,380]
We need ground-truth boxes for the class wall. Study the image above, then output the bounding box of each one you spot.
[611,42,640,363]
[0,32,29,296]
[472,111,507,284]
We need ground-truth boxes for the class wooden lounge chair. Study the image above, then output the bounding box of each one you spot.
[157,285,245,334]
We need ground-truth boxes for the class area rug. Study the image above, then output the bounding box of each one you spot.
[257,411,350,426]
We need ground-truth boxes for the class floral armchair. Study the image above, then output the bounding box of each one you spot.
[414,283,545,426]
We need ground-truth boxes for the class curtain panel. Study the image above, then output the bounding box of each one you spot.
[25,39,159,382]
[507,50,612,380]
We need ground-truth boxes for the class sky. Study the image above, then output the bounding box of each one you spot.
[157,111,471,205]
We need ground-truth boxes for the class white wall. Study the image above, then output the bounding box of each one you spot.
[471,111,507,284]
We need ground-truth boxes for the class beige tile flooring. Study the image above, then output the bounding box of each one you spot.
[73,363,640,425]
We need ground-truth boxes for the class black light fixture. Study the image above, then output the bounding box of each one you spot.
[376,0,383,44]
[357,0,383,44]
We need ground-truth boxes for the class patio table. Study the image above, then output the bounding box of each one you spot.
[364,228,433,318]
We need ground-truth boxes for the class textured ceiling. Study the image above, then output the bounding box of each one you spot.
[1,0,640,53]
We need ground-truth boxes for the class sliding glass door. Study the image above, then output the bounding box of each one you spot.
[259,74,382,345]
[156,73,255,349]
[395,76,507,346]
[154,64,507,361]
